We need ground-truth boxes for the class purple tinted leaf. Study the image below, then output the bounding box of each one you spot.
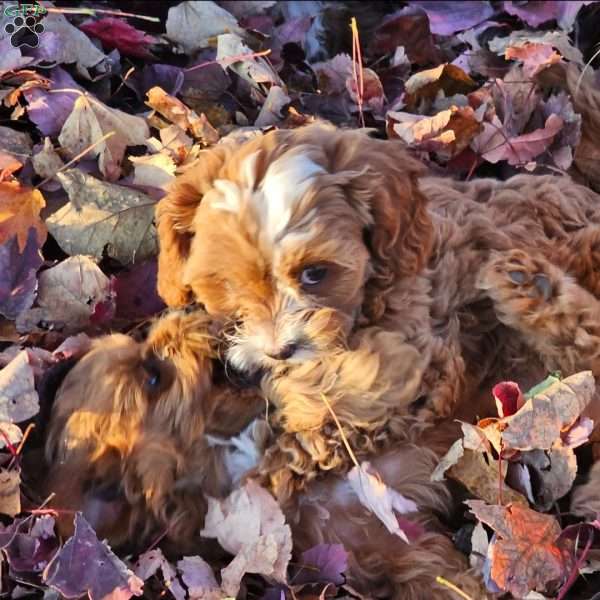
[26,32,63,63]
[24,68,82,137]
[0,229,43,320]
[114,259,165,321]
[177,556,220,598]
[411,1,496,35]
[125,64,184,101]
[276,16,313,45]
[503,1,592,30]
[181,63,230,102]
[296,544,348,585]
[6,531,59,573]
[43,513,143,600]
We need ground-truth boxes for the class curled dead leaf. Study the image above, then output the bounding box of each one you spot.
[0,181,46,252]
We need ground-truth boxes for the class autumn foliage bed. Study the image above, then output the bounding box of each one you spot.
[1,1,600,598]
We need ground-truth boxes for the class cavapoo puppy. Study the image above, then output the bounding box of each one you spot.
[41,309,487,599]
[42,309,264,553]
[156,122,600,423]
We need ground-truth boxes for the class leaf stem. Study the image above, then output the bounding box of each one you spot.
[320,393,359,468]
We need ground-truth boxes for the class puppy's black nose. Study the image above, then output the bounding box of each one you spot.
[266,343,298,360]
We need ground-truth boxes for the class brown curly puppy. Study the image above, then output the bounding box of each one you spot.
[44,309,264,553]
[43,309,488,599]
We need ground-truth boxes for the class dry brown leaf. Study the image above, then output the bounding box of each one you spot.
[58,94,149,181]
[16,256,114,334]
[0,468,20,517]
[0,181,46,252]
[0,350,39,423]
[201,480,291,597]
[348,462,418,543]
[146,87,219,144]
[431,438,464,481]
[467,500,572,597]
[130,153,176,190]
[404,63,477,111]
[255,86,291,127]
[49,169,157,264]
[32,138,65,181]
[502,370,595,450]
[447,449,528,506]
[505,43,562,78]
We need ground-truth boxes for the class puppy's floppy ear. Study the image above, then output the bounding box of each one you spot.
[156,145,232,308]
[334,132,433,322]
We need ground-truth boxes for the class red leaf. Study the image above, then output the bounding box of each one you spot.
[80,18,158,59]
[492,381,524,417]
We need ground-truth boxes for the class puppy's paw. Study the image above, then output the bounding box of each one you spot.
[478,250,562,326]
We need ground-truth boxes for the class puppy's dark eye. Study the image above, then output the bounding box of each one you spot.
[299,265,328,287]
[141,358,162,391]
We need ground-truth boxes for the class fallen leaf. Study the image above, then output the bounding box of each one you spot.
[479,114,564,166]
[58,94,149,181]
[130,153,176,190]
[177,556,220,600]
[114,259,166,321]
[0,229,43,320]
[24,68,82,137]
[0,350,39,422]
[35,10,107,73]
[0,468,20,517]
[519,442,577,510]
[126,64,184,101]
[388,106,482,160]
[541,91,581,171]
[296,544,349,586]
[216,33,281,87]
[4,514,58,573]
[447,448,528,506]
[346,68,386,114]
[135,549,186,600]
[53,334,92,360]
[0,181,46,252]
[32,137,64,181]
[502,371,595,450]
[492,381,525,418]
[49,169,157,265]
[470,521,489,570]
[201,480,292,597]
[411,1,496,35]
[404,63,477,111]
[0,126,32,158]
[43,513,144,600]
[503,1,593,31]
[80,17,158,59]
[166,1,242,55]
[488,30,583,64]
[146,87,219,144]
[0,423,22,449]
[348,461,418,543]
[467,501,572,597]
[431,438,464,481]
[562,416,594,448]
[505,43,562,78]
[255,86,291,127]
[16,256,115,335]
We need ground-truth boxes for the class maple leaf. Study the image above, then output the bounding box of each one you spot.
[58,93,149,181]
[177,556,221,600]
[467,501,573,597]
[80,17,159,59]
[43,513,144,600]
[0,181,46,252]
[411,1,496,35]
[296,544,349,586]
[49,170,157,265]
[201,480,292,597]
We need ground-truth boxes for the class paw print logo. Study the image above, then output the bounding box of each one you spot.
[5,15,44,48]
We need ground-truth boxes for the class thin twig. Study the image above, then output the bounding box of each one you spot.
[556,533,594,600]
[435,576,475,600]
[320,393,359,467]
[34,131,116,189]
[184,49,272,73]
[350,17,365,128]
[45,6,160,23]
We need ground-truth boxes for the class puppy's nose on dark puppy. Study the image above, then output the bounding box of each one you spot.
[266,343,298,360]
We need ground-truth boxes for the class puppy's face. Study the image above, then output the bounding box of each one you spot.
[157,124,432,375]
[44,311,263,548]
